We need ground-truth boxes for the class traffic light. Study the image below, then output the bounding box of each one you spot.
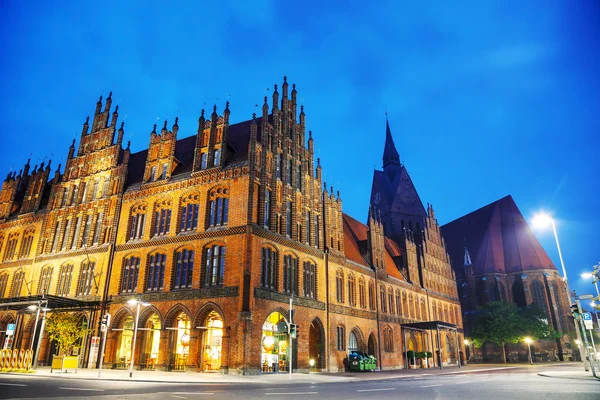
[570,303,579,318]
[101,313,111,331]
[295,324,300,339]
[289,323,297,338]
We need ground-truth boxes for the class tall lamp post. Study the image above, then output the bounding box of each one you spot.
[581,264,600,332]
[127,297,150,378]
[524,337,533,365]
[531,213,586,366]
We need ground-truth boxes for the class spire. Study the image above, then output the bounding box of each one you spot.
[464,246,472,267]
[198,109,205,132]
[382,118,400,168]
[162,119,168,132]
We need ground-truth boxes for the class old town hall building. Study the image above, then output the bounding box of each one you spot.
[0,78,463,374]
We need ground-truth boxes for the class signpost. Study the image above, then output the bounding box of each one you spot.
[6,323,15,336]
[583,312,594,330]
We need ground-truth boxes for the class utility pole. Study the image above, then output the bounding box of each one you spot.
[576,299,597,378]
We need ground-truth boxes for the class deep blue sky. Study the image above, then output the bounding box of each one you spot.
[1,1,598,302]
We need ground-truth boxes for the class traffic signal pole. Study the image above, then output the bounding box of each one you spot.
[289,294,293,381]
[576,300,596,378]
[98,313,110,378]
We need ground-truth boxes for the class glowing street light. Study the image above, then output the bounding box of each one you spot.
[127,297,151,378]
[581,264,600,332]
[524,337,533,365]
[531,212,586,363]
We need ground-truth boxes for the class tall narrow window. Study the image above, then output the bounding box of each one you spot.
[384,326,394,352]
[263,190,271,228]
[76,260,95,296]
[103,178,110,197]
[0,274,9,298]
[380,285,387,313]
[61,219,72,250]
[306,211,311,245]
[336,326,346,351]
[52,221,62,252]
[283,255,297,294]
[296,164,302,190]
[80,182,88,203]
[276,154,282,179]
[213,149,221,166]
[71,184,79,205]
[93,212,103,244]
[146,253,166,291]
[388,288,394,315]
[161,163,168,179]
[71,216,82,249]
[153,203,172,236]
[260,247,277,290]
[348,274,356,306]
[38,267,53,295]
[92,180,99,200]
[315,215,320,248]
[200,153,208,169]
[303,261,316,299]
[359,278,366,309]
[286,201,292,237]
[336,270,344,303]
[121,256,140,293]
[150,166,157,182]
[61,187,68,207]
[10,271,25,297]
[4,235,19,261]
[396,290,401,315]
[369,281,376,310]
[56,264,73,296]
[20,230,34,258]
[207,188,229,228]
[81,215,92,246]
[179,202,199,232]
[174,249,195,289]
[204,245,226,287]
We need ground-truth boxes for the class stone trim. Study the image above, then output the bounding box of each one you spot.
[254,287,326,311]
[112,286,239,303]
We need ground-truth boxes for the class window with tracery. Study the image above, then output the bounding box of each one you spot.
[261,247,277,290]
[146,253,166,291]
[348,274,356,307]
[207,187,229,228]
[4,233,19,261]
[359,278,366,308]
[383,326,394,352]
[10,270,25,297]
[76,260,95,296]
[56,264,73,296]
[335,270,344,303]
[153,199,172,236]
[20,228,35,258]
[129,204,147,240]
[303,261,316,299]
[204,245,225,287]
[121,256,140,293]
[38,266,53,295]
[283,255,298,294]
[0,273,8,298]
[174,249,195,289]
[179,194,200,232]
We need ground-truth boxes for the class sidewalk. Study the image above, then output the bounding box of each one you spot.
[537,363,600,381]
[0,363,527,384]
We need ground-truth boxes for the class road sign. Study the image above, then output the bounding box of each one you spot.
[582,312,592,321]
[579,294,594,300]
[6,323,15,336]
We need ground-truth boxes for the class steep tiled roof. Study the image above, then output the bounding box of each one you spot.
[441,195,556,279]
[342,213,407,282]
[125,116,268,188]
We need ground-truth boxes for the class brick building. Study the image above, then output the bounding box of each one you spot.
[0,78,463,374]
[442,195,575,362]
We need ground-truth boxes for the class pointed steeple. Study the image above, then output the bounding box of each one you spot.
[463,246,472,267]
[383,118,400,168]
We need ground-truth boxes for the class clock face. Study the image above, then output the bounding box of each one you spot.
[374,192,381,204]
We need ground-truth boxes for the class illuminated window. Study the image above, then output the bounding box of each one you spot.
[57,264,73,296]
[76,260,95,296]
[38,266,53,295]
[121,256,140,293]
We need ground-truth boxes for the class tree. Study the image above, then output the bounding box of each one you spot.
[471,301,522,363]
[520,305,561,341]
[45,313,88,356]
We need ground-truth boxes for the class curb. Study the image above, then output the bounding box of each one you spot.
[537,372,600,381]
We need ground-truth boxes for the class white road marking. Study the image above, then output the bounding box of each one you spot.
[0,383,26,387]
[59,387,105,391]
[356,388,396,392]
[421,384,442,388]
[264,392,318,396]
[170,396,186,399]
[456,381,471,384]
[166,393,214,395]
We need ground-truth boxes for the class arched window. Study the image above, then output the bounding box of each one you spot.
[336,326,346,350]
[174,249,195,289]
[0,273,8,298]
[348,331,358,352]
[121,256,140,293]
[420,298,427,321]
[146,253,166,291]
[285,201,292,237]
[388,288,394,315]
[383,326,394,352]
[359,278,366,308]
[38,266,53,295]
[10,270,25,297]
[4,233,19,261]
[56,264,73,296]
[204,245,225,287]
[380,285,387,313]
[207,187,229,228]
[128,204,147,241]
[179,195,200,232]
[336,270,344,303]
[396,290,401,315]
[153,199,172,237]
[402,291,408,316]
[369,281,376,310]
[264,190,272,228]
[303,261,316,299]
[348,274,356,306]
[454,307,460,326]
[409,293,415,318]
[261,247,277,290]
[76,260,95,296]
[20,228,35,258]
[531,280,547,314]
[283,255,298,294]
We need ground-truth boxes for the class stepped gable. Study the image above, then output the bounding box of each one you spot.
[125,116,268,188]
[342,213,406,281]
[442,195,556,279]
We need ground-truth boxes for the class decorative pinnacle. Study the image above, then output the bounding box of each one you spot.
[283,76,287,83]
[300,105,304,114]
[85,116,89,124]
[152,124,157,133]
[309,130,312,140]
[292,83,296,91]
[127,140,131,149]
[317,157,320,166]
[213,104,217,112]
[163,120,168,130]
[264,96,268,104]
[174,117,179,126]
[98,95,103,103]
[323,181,327,190]
[225,101,230,110]
[252,112,256,119]
[120,121,124,130]
[108,91,112,99]
[201,109,205,117]
[114,105,119,113]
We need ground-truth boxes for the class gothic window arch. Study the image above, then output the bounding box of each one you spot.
[408,293,415,318]
[432,301,437,320]
[359,277,366,308]
[10,270,25,297]
[179,193,200,233]
[128,203,147,241]
[207,187,229,228]
[146,252,167,291]
[283,254,298,294]
[76,259,96,296]
[420,298,427,321]
[396,289,401,315]
[260,246,277,290]
[0,273,8,298]
[369,280,376,310]
[530,280,547,314]
[56,264,73,296]
[348,274,356,306]
[121,255,140,293]
[19,228,35,258]
[174,247,195,289]
[303,260,316,299]
[4,233,19,261]
[38,266,53,295]
[336,325,346,351]
[402,291,408,316]
[336,270,344,303]
[380,285,387,313]
[152,199,172,237]
[383,326,394,352]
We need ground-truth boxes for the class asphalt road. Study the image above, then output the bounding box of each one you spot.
[0,366,598,400]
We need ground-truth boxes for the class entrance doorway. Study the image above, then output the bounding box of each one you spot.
[308,319,324,370]
[261,311,289,373]
[201,311,223,372]
[115,316,134,369]
[141,314,161,370]
[368,334,376,357]
[170,313,190,371]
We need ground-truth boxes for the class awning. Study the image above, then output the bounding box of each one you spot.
[0,294,103,312]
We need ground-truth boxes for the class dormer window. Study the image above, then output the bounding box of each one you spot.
[161,163,168,179]
[200,153,208,169]
[214,149,221,166]
[150,166,157,182]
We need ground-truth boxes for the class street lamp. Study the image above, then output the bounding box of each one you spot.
[127,297,150,378]
[464,339,472,361]
[524,337,533,365]
[531,212,586,363]
[581,264,600,332]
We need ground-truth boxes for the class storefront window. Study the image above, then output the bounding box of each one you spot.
[202,311,223,371]
[142,315,161,370]
[116,316,134,368]
[172,313,190,371]
[261,311,289,373]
